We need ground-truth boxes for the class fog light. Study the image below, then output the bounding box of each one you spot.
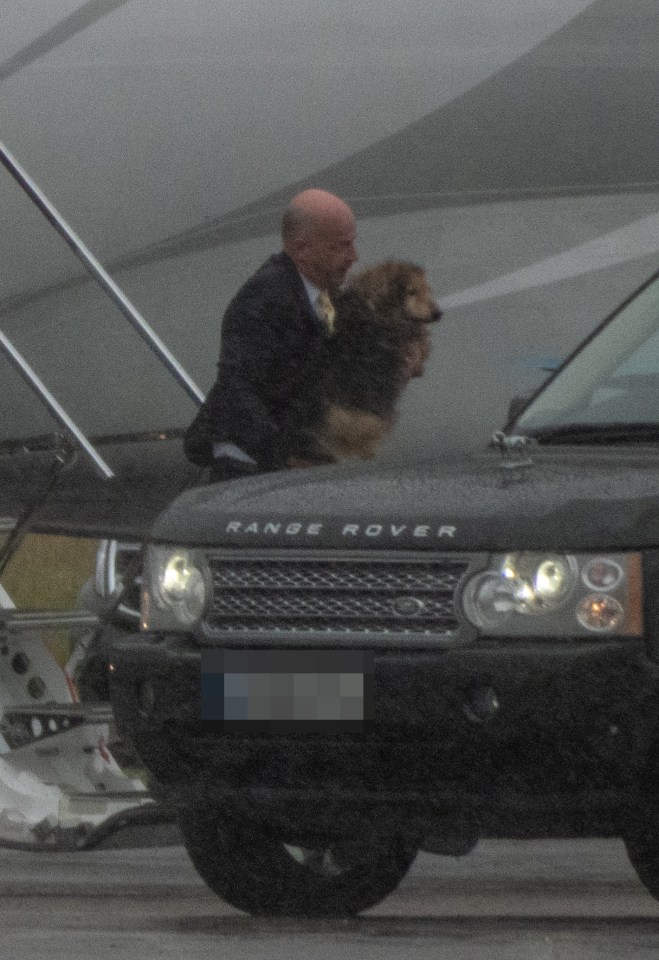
[463,686,500,724]
[576,595,624,633]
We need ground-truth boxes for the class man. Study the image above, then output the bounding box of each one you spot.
[184,189,358,480]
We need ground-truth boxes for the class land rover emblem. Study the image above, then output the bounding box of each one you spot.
[392,597,427,617]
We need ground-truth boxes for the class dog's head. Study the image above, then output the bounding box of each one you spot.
[346,261,442,326]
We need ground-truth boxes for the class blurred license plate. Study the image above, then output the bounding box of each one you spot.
[201,649,373,732]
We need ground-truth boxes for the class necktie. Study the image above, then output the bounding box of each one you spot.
[315,291,336,334]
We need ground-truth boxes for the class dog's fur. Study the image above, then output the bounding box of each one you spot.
[304,261,441,463]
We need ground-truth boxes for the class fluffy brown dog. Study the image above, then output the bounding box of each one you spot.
[297,261,442,464]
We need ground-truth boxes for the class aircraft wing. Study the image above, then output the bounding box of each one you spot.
[0,431,200,539]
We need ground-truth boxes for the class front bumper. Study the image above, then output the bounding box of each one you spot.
[108,628,659,835]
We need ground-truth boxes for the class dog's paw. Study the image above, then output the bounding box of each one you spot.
[323,404,393,460]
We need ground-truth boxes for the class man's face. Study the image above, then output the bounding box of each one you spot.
[302,215,358,289]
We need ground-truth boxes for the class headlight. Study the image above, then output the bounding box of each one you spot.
[461,552,642,637]
[141,546,210,630]
[502,553,578,613]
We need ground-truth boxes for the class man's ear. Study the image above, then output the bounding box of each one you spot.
[285,234,308,259]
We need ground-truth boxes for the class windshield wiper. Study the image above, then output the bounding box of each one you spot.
[526,422,659,445]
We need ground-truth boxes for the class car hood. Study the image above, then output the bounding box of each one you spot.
[150,446,659,552]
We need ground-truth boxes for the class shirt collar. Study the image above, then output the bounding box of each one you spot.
[299,272,322,310]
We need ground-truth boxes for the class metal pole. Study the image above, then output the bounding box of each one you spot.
[0,329,114,480]
[0,140,205,406]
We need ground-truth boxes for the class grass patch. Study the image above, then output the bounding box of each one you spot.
[1,533,99,664]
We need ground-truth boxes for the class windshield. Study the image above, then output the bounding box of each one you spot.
[516,271,659,437]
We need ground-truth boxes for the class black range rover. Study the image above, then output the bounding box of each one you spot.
[109,268,659,917]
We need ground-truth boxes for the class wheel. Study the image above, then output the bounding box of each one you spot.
[178,806,417,917]
[624,816,659,900]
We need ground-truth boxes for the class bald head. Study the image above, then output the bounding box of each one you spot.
[283,189,355,235]
[282,189,357,290]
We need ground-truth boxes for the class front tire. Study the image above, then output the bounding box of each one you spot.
[624,817,659,900]
[178,807,417,917]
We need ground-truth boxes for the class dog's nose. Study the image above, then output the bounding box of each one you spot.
[431,304,443,322]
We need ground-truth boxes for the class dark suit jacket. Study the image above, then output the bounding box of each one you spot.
[184,252,331,471]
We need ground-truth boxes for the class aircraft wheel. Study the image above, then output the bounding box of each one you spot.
[178,806,417,917]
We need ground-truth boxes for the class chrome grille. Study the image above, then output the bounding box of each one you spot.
[202,555,468,637]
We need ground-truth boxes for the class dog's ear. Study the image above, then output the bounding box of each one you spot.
[401,266,424,295]
[383,262,427,307]
[360,261,403,312]
[345,269,378,311]
[395,264,417,302]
